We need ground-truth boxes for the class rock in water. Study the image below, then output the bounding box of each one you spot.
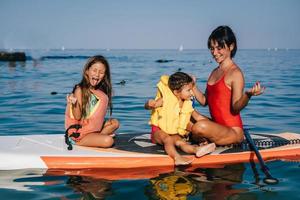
[0,52,26,61]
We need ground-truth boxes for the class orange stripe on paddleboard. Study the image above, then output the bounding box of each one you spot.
[41,146,300,169]
[193,147,300,165]
[41,156,174,169]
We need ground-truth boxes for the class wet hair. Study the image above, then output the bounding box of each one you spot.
[74,55,113,117]
[168,72,193,91]
[207,26,237,58]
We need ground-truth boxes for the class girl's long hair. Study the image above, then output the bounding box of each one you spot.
[73,55,113,118]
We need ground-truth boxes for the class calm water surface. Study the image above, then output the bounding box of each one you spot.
[0,49,299,199]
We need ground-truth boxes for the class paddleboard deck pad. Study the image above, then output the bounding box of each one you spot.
[0,132,299,170]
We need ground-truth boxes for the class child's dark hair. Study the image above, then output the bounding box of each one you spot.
[207,26,237,58]
[168,72,193,91]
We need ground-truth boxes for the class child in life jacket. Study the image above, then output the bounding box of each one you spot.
[145,72,216,165]
[65,55,119,148]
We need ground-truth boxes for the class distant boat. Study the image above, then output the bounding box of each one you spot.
[61,46,65,51]
[179,45,183,52]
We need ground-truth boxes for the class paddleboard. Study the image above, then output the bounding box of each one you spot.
[0,132,299,170]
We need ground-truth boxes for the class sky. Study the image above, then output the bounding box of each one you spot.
[0,0,299,49]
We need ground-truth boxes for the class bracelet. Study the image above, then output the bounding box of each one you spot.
[245,92,252,99]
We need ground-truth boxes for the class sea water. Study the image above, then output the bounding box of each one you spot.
[0,49,299,200]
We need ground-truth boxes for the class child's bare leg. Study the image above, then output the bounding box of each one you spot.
[175,138,216,158]
[174,137,196,154]
[100,118,120,136]
[153,130,179,159]
[153,131,192,166]
[77,132,114,148]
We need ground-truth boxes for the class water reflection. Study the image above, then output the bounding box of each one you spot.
[146,171,199,200]
[198,164,256,200]
[66,176,112,200]
[145,164,253,200]
[0,163,295,200]
[45,164,249,200]
[7,61,26,68]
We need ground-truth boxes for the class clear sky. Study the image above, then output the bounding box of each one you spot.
[0,0,299,49]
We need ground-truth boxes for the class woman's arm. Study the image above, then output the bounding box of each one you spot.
[192,85,207,106]
[191,75,207,106]
[231,70,265,114]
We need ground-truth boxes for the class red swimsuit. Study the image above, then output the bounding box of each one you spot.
[206,74,243,129]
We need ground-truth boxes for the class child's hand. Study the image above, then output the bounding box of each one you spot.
[246,81,265,97]
[67,94,77,105]
[145,98,163,109]
[146,99,157,109]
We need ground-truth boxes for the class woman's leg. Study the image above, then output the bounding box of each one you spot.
[191,119,244,145]
[188,113,211,144]
[77,132,114,148]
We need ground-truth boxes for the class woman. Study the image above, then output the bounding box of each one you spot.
[191,26,264,145]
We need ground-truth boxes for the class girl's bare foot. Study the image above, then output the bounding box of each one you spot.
[108,133,115,137]
[174,156,194,166]
[196,143,216,157]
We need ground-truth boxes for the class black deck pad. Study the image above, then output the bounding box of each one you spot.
[113,133,292,155]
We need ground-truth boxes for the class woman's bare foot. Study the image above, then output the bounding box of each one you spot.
[196,143,216,157]
[198,141,208,146]
[174,156,194,166]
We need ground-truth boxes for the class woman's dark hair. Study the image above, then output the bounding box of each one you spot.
[168,72,193,91]
[207,26,237,58]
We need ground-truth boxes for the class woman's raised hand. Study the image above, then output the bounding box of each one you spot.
[246,81,265,97]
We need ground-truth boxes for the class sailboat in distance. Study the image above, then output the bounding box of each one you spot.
[179,44,183,52]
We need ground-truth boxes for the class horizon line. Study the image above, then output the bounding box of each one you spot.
[1,48,299,51]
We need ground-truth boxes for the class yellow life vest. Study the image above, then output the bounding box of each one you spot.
[149,75,194,136]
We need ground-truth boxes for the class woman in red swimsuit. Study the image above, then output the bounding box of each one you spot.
[191,26,265,145]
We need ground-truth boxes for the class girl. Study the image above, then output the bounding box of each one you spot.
[192,26,265,145]
[65,55,119,148]
[145,72,216,166]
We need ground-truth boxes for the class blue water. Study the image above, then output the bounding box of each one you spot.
[0,49,299,199]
